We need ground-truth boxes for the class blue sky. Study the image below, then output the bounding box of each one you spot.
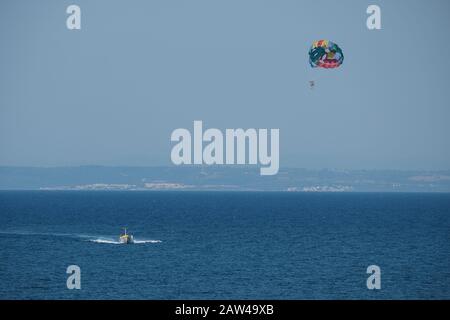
[1,0,449,170]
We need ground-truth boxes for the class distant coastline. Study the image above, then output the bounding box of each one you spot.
[1,166,450,192]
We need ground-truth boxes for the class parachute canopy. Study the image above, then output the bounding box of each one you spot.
[309,40,344,69]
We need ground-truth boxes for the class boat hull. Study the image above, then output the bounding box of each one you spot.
[119,235,134,244]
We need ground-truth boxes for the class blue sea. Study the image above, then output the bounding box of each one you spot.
[0,191,449,299]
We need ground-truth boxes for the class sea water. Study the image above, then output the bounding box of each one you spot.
[0,191,449,299]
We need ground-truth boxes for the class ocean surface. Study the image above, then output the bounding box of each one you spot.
[0,191,449,299]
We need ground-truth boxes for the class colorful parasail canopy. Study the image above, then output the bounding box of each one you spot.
[309,40,344,69]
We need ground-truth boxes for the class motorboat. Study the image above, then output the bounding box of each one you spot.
[119,228,134,244]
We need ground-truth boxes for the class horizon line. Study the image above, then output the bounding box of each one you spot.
[0,165,450,172]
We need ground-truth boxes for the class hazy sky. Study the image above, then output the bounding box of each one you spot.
[1,0,449,170]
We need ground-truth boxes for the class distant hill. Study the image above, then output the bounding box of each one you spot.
[1,166,450,192]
